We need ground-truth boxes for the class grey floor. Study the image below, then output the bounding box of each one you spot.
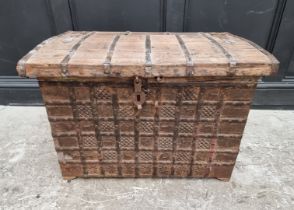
[0,106,293,210]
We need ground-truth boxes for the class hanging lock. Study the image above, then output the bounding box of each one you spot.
[133,77,146,110]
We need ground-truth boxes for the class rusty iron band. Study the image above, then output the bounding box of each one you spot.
[175,34,194,76]
[103,34,120,74]
[201,33,237,75]
[111,92,122,176]
[68,85,88,175]
[230,34,279,73]
[171,87,183,176]
[60,32,94,77]
[145,35,152,75]
[189,86,204,177]
[89,85,105,176]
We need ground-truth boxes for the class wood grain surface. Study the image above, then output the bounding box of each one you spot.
[16,31,279,78]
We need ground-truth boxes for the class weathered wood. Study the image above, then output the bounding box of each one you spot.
[17,31,278,78]
[39,77,257,180]
[16,31,279,180]
[60,32,94,76]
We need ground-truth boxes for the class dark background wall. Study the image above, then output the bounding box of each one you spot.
[0,0,293,107]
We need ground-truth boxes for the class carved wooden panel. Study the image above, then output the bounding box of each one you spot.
[41,77,257,180]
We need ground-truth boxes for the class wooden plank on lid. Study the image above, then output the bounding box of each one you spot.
[68,33,116,77]
[180,33,229,76]
[23,31,90,77]
[150,34,186,77]
[111,34,146,76]
[208,33,277,76]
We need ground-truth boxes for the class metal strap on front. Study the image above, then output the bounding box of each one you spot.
[133,77,146,110]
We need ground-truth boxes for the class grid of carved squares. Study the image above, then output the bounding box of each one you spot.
[78,136,214,152]
[60,161,234,178]
[76,135,211,148]
[73,89,221,142]
[73,88,221,122]
[45,83,251,177]
[44,84,252,124]
[53,85,246,154]
[80,163,209,177]
[59,135,235,163]
[45,86,226,121]
[59,137,238,177]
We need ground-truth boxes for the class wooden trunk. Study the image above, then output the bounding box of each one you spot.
[17,31,278,180]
